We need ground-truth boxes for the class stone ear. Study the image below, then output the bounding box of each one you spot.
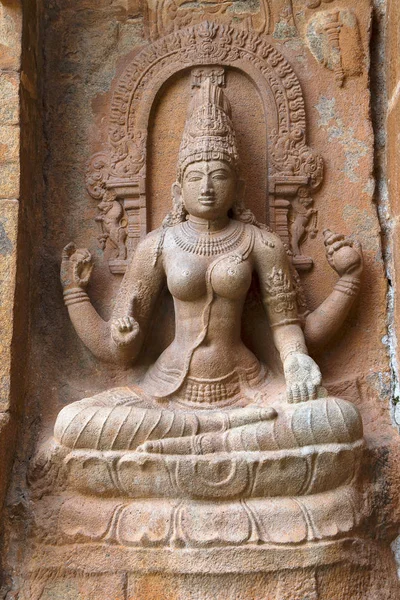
[172,181,182,204]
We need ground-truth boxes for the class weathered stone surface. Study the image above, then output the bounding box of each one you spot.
[0,125,19,162]
[0,159,19,198]
[20,573,126,600]
[0,1,22,71]
[0,72,19,125]
[0,199,18,412]
[0,197,19,531]
[387,0,400,427]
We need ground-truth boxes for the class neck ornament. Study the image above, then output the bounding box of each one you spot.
[173,220,245,256]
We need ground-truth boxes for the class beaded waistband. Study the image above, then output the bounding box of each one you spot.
[178,362,264,405]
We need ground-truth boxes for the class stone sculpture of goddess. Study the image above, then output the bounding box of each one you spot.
[57,76,363,458]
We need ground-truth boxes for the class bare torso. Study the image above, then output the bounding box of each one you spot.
[141,220,263,398]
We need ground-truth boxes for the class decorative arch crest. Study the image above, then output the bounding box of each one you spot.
[86,21,323,273]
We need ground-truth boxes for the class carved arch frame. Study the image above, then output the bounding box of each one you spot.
[86,21,323,273]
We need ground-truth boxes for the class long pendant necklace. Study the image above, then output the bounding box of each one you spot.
[173,220,245,256]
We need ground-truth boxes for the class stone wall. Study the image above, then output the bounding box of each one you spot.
[0,0,21,523]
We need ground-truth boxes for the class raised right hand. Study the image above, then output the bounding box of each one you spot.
[323,230,363,278]
[111,316,140,347]
[60,243,93,291]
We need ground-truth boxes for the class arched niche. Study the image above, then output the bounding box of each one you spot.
[86,21,323,274]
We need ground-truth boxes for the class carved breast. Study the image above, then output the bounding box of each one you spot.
[166,255,208,301]
[166,252,252,302]
[209,255,252,300]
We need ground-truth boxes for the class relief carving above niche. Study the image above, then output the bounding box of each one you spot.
[146,0,272,40]
[305,8,364,87]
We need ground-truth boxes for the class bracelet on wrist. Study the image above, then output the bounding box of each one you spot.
[63,287,89,306]
[281,341,308,363]
[334,276,360,297]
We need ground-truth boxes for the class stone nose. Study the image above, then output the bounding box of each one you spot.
[201,174,214,196]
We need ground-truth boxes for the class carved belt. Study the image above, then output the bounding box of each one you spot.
[178,362,264,405]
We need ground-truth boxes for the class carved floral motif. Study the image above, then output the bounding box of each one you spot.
[147,0,271,40]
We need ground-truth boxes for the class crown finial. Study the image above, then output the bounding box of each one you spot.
[177,68,239,180]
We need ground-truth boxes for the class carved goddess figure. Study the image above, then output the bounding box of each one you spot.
[57,77,363,457]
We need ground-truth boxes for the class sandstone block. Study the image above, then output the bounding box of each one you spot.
[0,160,19,198]
[387,0,400,101]
[0,72,19,125]
[22,573,126,600]
[0,198,18,412]
[0,125,19,162]
[0,2,22,71]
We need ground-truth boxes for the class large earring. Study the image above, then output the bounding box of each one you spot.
[172,197,187,224]
[231,179,246,219]
[171,181,188,224]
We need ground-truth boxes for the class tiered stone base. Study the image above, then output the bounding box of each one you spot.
[35,485,362,548]
[20,539,399,600]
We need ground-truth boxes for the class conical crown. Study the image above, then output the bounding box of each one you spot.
[177,77,239,180]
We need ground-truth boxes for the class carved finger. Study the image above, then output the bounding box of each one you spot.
[124,317,134,330]
[331,240,347,252]
[73,249,92,264]
[74,262,93,287]
[292,383,301,403]
[299,382,308,401]
[286,386,294,404]
[324,233,344,247]
[62,242,76,261]
[339,237,353,247]
[353,240,364,262]
[120,319,130,332]
[131,318,139,333]
[307,382,317,400]
[260,407,278,420]
[111,323,127,342]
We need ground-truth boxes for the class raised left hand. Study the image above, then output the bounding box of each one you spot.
[60,243,93,291]
[284,352,322,403]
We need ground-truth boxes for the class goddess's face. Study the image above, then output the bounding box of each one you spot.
[178,160,236,220]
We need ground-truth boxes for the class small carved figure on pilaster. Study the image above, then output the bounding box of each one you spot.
[95,189,128,261]
[290,189,318,268]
